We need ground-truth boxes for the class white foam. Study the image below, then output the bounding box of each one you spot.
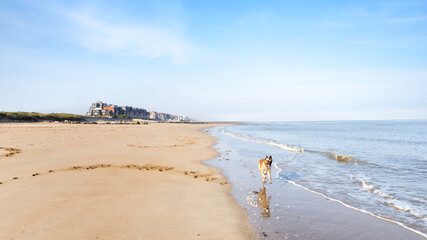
[221,130,304,152]
[274,162,282,179]
[221,130,366,165]
[360,180,392,198]
[388,201,425,220]
[273,164,427,239]
[362,180,375,191]
[359,180,425,220]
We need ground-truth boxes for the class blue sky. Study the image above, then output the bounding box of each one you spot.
[1,0,426,121]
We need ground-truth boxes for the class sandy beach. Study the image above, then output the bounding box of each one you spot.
[0,122,255,239]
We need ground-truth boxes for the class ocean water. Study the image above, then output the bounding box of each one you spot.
[207,120,427,238]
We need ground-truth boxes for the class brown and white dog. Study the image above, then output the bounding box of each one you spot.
[258,155,273,184]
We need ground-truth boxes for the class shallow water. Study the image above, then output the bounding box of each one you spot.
[207,120,427,238]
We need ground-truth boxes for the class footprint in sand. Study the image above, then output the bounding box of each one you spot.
[0,147,22,158]
[1,163,227,186]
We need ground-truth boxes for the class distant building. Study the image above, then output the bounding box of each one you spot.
[86,101,191,121]
[149,111,157,120]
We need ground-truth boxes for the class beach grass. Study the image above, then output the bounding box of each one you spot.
[0,111,85,122]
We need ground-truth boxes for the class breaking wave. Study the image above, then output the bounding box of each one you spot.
[354,179,425,220]
[222,130,365,164]
[319,151,357,162]
[221,130,304,152]
[309,151,367,164]
[356,179,394,199]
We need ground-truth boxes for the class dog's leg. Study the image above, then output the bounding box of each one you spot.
[260,171,266,183]
[267,168,272,184]
[259,162,266,183]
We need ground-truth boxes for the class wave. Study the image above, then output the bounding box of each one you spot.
[355,179,425,220]
[384,202,425,220]
[273,162,427,239]
[221,130,304,152]
[306,150,363,163]
[320,151,356,162]
[354,179,395,199]
[222,130,366,164]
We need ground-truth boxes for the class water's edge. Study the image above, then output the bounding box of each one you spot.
[206,124,427,239]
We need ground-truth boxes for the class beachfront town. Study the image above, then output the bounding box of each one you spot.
[86,101,191,122]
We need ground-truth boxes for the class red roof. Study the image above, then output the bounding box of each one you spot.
[103,106,115,111]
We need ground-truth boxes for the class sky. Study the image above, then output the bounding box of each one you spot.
[1,0,426,121]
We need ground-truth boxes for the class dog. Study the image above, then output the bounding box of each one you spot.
[258,155,273,184]
[257,187,271,218]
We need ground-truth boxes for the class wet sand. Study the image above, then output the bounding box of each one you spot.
[207,129,427,240]
[244,183,427,239]
[0,122,255,239]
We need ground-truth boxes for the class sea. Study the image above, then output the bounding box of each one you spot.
[206,120,427,239]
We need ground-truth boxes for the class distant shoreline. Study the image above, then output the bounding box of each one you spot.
[0,111,202,124]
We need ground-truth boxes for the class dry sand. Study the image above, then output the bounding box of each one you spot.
[0,122,255,240]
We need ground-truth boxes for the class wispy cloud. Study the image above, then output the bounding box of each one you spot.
[65,8,190,63]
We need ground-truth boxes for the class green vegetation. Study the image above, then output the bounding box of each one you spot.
[118,114,130,119]
[0,111,85,122]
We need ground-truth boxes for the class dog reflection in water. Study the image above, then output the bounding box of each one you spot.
[257,187,271,218]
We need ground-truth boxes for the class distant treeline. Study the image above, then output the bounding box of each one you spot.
[0,112,85,122]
